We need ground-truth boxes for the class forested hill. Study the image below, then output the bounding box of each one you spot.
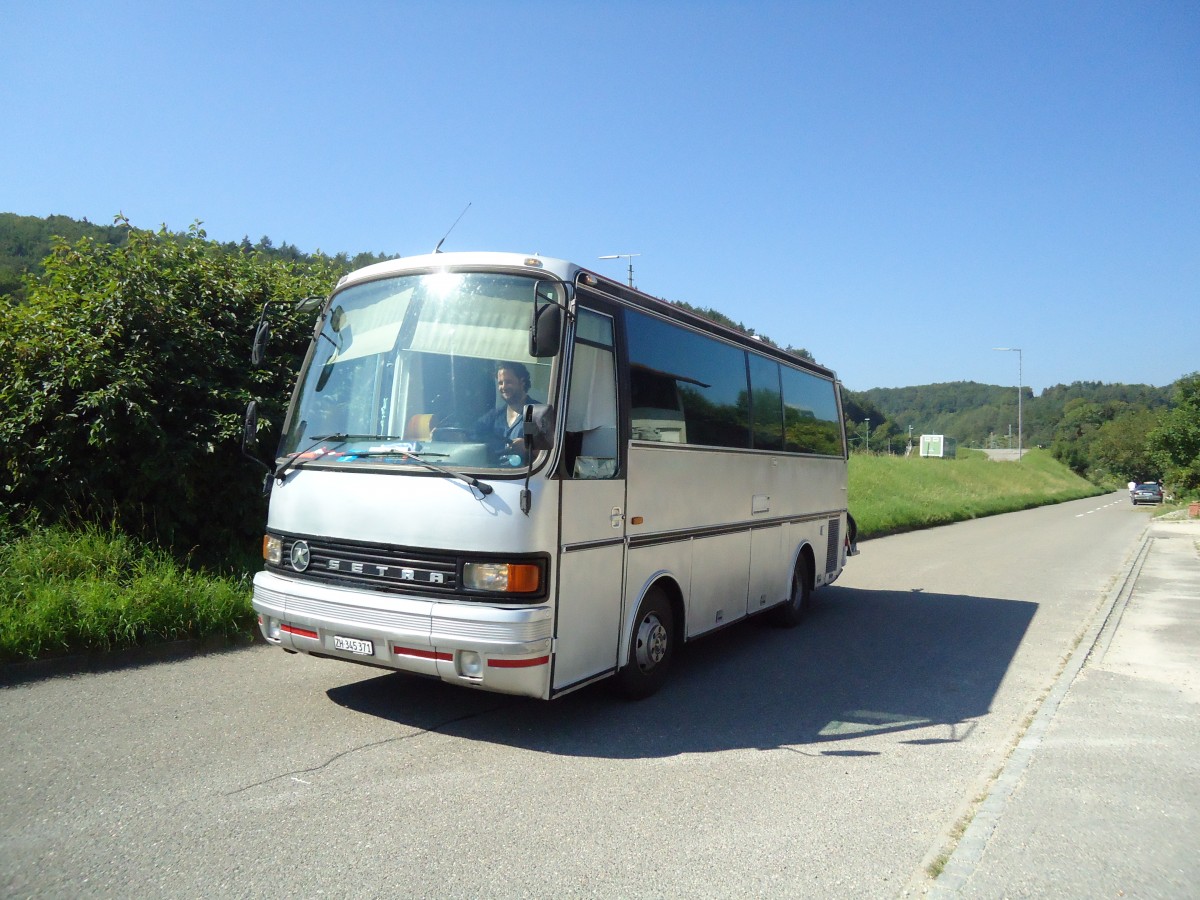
[856,380,1173,452]
[0,212,394,301]
[0,213,130,298]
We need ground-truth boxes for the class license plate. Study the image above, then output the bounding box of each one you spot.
[333,635,374,656]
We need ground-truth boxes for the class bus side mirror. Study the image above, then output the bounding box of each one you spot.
[242,400,260,454]
[529,283,563,358]
[250,297,274,367]
[251,295,322,366]
[251,318,270,366]
[242,400,275,482]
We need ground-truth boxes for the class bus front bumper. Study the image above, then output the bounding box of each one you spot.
[252,570,554,699]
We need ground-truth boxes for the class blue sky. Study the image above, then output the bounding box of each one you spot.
[3,1,1197,392]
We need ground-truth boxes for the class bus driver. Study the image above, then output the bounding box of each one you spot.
[473,362,539,457]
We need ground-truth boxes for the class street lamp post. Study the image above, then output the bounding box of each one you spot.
[993,347,1023,460]
[598,253,640,287]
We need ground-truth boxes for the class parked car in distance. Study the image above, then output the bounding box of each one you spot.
[1131,483,1164,505]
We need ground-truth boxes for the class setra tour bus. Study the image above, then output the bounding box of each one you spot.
[245,251,856,700]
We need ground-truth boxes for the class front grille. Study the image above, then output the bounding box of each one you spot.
[267,534,549,601]
[272,535,459,596]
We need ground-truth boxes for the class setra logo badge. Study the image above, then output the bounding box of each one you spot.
[289,540,311,572]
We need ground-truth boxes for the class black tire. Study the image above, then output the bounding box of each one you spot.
[615,588,674,700]
[769,553,813,628]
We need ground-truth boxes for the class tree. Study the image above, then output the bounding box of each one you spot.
[783,344,815,362]
[1148,374,1200,496]
[1091,408,1160,483]
[0,220,342,566]
[0,212,129,302]
[840,390,887,433]
[1052,400,1110,477]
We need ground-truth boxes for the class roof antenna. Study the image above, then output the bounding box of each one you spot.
[433,202,471,253]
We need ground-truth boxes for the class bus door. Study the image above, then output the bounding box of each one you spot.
[552,304,626,692]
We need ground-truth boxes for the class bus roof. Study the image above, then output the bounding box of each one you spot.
[336,251,580,288]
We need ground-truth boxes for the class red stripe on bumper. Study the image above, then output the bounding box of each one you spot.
[488,656,550,669]
[393,646,452,662]
[281,624,319,640]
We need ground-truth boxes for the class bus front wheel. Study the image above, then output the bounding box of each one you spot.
[616,588,674,700]
[770,554,813,628]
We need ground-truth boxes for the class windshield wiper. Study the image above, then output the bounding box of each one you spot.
[275,436,491,496]
[274,432,397,480]
[351,448,494,496]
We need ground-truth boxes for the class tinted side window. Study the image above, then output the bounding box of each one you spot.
[780,366,844,456]
[747,355,784,451]
[626,309,751,449]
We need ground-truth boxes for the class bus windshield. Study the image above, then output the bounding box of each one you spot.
[280,270,559,471]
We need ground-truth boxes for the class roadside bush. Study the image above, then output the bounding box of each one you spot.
[0,219,340,566]
[1149,374,1200,498]
[0,522,253,664]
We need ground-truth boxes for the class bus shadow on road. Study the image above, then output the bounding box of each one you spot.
[325,585,1037,759]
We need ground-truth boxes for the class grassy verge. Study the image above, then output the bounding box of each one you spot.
[0,521,254,666]
[850,448,1104,538]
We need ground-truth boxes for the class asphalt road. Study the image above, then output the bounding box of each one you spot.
[0,492,1151,898]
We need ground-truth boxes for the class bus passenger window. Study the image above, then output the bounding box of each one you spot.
[748,355,784,451]
[780,365,843,456]
[630,366,687,443]
[626,309,751,449]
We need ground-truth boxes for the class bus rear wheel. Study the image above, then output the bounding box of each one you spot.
[616,588,674,699]
[770,554,813,628]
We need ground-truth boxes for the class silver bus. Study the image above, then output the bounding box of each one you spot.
[249,251,855,699]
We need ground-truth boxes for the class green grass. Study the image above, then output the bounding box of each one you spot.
[1,448,1105,666]
[850,448,1104,538]
[0,522,254,665]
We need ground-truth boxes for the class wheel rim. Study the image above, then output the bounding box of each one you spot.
[633,612,668,672]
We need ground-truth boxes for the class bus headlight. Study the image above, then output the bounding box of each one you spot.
[462,561,541,594]
[263,535,282,565]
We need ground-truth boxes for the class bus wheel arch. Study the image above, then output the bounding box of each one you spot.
[615,579,681,700]
[769,543,815,628]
